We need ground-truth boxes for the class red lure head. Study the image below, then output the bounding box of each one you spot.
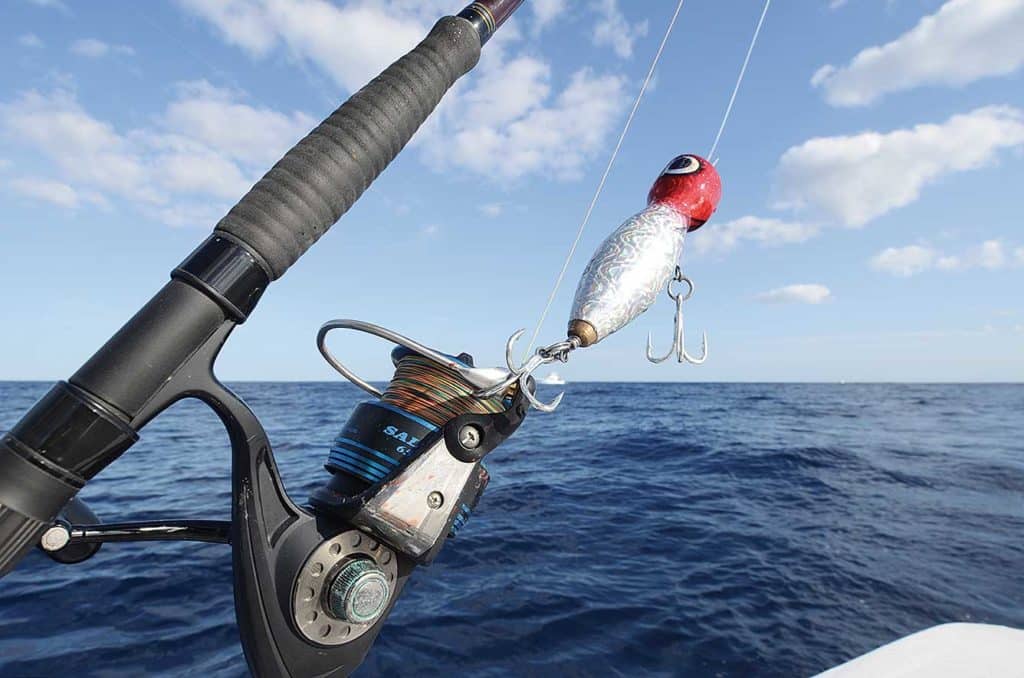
[646,154,721,231]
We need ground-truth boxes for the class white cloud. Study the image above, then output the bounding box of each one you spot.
[0,83,315,225]
[70,38,135,58]
[150,137,253,199]
[177,0,428,92]
[178,0,630,183]
[869,244,940,277]
[163,80,313,166]
[775,106,1024,226]
[756,284,832,304]
[692,215,818,255]
[11,177,78,207]
[591,0,648,58]
[459,57,552,129]
[18,33,44,49]
[479,203,503,218]
[426,66,627,180]
[27,0,69,12]
[0,89,157,203]
[151,201,230,229]
[1015,247,1024,264]
[533,0,568,31]
[971,239,1008,269]
[9,177,107,209]
[420,224,439,237]
[813,0,1024,107]
[870,239,1016,276]
[176,0,278,55]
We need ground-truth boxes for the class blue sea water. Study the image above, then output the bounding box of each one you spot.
[0,381,1021,677]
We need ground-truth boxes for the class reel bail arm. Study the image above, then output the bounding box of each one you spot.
[317,319,512,397]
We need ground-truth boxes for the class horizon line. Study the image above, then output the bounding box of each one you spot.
[0,379,1021,385]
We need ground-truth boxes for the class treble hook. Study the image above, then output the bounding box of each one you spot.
[646,267,708,365]
[475,329,577,412]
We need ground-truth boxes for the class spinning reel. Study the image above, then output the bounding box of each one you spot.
[31,300,529,676]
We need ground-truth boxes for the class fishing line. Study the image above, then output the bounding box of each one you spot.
[707,0,772,161]
[522,0,688,360]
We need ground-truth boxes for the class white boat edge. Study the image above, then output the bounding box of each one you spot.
[813,623,1024,678]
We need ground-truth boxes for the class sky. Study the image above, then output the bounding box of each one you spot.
[0,0,1022,383]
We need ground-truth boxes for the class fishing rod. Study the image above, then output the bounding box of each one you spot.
[0,0,764,673]
[0,3,527,676]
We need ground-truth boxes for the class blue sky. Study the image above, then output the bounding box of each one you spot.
[0,0,1022,382]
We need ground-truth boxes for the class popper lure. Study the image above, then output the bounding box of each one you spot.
[480,153,722,411]
[569,154,720,353]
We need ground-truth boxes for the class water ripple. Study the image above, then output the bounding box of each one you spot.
[0,382,1021,677]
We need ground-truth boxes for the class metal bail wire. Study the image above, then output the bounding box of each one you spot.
[646,266,707,365]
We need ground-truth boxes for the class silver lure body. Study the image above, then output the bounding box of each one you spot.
[569,203,685,343]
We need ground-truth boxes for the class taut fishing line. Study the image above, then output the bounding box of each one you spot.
[523,0,771,361]
[708,0,772,162]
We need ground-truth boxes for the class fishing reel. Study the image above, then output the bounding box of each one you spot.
[283,320,531,649]
[310,320,529,563]
[33,315,528,675]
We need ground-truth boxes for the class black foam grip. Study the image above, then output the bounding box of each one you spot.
[214,16,481,280]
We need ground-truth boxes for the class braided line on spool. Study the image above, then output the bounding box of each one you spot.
[323,350,507,491]
[381,354,507,428]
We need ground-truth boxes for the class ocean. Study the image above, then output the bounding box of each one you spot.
[0,381,1021,677]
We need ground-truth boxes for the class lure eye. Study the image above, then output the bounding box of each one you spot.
[662,155,700,176]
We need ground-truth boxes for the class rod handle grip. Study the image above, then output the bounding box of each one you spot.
[214,16,481,280]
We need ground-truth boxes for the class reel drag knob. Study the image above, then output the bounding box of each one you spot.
[327,558,391,625]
